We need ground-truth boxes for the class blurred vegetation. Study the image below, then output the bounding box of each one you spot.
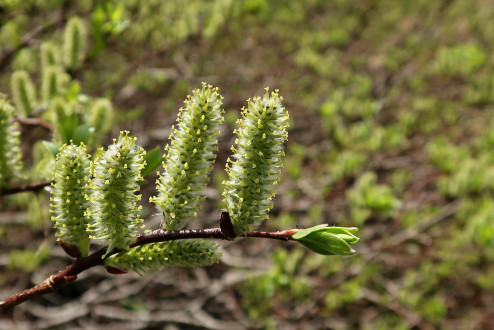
[1,0,494,328]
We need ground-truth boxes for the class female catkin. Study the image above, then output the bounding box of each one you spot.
[151,83,223,230]
[50,143,91,256]
[0,97,22,188]
[88,131,145,255]
[222,88,289,234]
[105,239,221,275]
[11,71,37,117]
[63,17,87,70]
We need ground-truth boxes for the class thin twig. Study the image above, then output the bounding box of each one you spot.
[14,117,53,131]
[0,226,297,311]
[1,181,52,196]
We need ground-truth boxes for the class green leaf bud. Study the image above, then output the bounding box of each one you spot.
[104,239,221,275]
[49,143,91,256]
[222,88,289,233]
[151,83,223,230]
[291,225,359,255]
[11,70,37,116]
[0,97,22,188]
[63,17,87,70]
[88,131,146,255]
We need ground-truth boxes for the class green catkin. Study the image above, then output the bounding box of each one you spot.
[0,97,22,188]
[104,239,221,275]
[88,98,113,147]
[50,98,74,143]
[40,42,60,69]
[11,70,37,116]
[151,83,224,230]
[41,66,62,103]
[222,88,289,234]
[63,17,87,70]
[49,143,91,256]
[88,131,146,255]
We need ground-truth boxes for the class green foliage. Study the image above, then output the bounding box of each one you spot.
[50,143,91,256]
[8,245,51,272]
[223,88,289,233]
[105,239,221,275]
[88,131,146,254]
[239,249,312,321]
[151,83,223,230]
[347,172,401,225]
[0,97,22,188]
[466,74,494,106]
[432,44,486,76]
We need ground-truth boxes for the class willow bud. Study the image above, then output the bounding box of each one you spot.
[291,225,359,255]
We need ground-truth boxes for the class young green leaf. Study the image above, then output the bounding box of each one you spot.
[291,225,359,255]
[141,146,163,177]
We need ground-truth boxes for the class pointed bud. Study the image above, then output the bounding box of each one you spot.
[105,266,129,275]
[291,225,359,255]
[58,241,82,258]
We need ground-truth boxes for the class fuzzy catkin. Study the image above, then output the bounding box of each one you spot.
[104,239,221,275]
[222,88,289,233]
[63,17,87,70]
[151,83,223,230]
[0,97,22,188]
[40,42,60,69]
[11,70,37,116]
[88,98,113,147]
[49,143,91,256]
[87,131,146,255]
[41,66,62,103]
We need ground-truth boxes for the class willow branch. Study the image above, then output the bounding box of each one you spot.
[0,226,297,311]
[14,117,53,131]
[1,181,51,196]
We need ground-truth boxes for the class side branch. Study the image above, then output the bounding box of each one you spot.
[0,225,297,311]
[1,181,52,196]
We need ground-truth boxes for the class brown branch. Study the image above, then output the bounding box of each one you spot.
[1,180,52,196]
[14,117,53,131]
[0,225,296,311]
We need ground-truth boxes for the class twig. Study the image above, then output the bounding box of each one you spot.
[1,181,52,196]
[14,117,53,131]
[0,226,297,311]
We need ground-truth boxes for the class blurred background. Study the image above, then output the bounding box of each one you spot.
[1,0,494,328]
